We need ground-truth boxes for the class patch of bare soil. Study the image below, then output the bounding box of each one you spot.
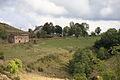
[19,72,65,80]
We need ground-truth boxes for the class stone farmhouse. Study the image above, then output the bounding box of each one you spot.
[8,34,29,43]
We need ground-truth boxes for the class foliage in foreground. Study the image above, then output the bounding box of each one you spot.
[94,28,120,61]
[94,28,120,49]
[68,47,119,80]
[7,58,22,74]
[68,49,98,79]
[110,45,120,80]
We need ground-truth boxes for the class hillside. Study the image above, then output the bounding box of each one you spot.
[0,37,99,78]
[0,22,27,34]
[1,36,119,80]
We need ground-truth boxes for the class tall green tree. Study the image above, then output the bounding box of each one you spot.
[81,23,89,32]
[36,30,47,38]
[28,28,35,38]
[75,23,88,37]
[95,27,101,35]
[42,22,54,34]
[74,27,82,38]
[63,26,70,37]
[69,21,76,36]
[94,28,120,49]
[55,25,62,35]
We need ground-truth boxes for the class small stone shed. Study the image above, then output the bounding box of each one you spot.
[8,34,29,43]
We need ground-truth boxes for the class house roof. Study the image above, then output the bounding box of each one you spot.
[9,33,29,36]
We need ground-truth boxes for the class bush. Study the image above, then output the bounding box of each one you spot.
[0,52,4,60]
[96,76,103,80]
[68,49,97,78]
[110,45,120,80]
[94,28,120,49]
[101,71,117,80]
[38,67,43,72]
[7,58,22,74]
[97,47,109,60]
[0,28,7,39]
[73,74,88,80]
[91,32,96,36]
[36,30,47,38]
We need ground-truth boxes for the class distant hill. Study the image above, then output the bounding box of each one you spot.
[0,22,28,34]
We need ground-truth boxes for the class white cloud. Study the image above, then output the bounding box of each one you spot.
[1,0,120,20]
[50,0,91,17]
[19,11,120,32]
[25,0,67,15]
[100,7,112,17]
[0,0,120,32]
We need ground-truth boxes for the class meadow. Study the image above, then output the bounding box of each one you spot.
[0,37,100,78]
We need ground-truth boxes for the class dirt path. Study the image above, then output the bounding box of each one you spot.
[19,73,65,80]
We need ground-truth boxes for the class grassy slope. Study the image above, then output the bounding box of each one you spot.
[37,37,99,48]
[1,37,99,58]
[0,37,100,78]
[0,22,27,34]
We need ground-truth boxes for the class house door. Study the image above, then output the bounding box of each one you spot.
[19,40,21,43]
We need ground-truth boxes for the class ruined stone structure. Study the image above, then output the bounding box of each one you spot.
[8,34,29,43]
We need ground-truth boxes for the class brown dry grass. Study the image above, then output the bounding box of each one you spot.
[19,72,65,80]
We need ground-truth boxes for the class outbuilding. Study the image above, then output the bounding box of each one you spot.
[8,34,29,43]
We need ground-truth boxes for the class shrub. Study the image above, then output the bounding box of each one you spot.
[91,32,96,36]
[73,74,88,80]
[14,58,22,69]
[0,28,7,39]
[96,76,103,80]
[97,47,109,60]
[0,52,4,60]
[110,45,120,79]
[38,67,43,72]
[68,49,97,78]
[101,71,117,80]
[94,28,120,49]
[36,30,47,38]
[7,58,22,74]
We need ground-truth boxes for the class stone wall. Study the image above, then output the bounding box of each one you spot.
[8,34,29,43]
[14,35,29,43]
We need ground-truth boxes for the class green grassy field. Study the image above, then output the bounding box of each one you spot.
[37,37,99,48]
[0,37,99,57]
[0,37,100,78]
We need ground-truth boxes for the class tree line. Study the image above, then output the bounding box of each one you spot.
[29,22,102,38]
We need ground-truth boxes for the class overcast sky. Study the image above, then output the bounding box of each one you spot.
[0,0,120,32]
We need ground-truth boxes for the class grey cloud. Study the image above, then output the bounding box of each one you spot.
[1,0,120,20]
[50,0,120,20]
[0,0,7,7]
